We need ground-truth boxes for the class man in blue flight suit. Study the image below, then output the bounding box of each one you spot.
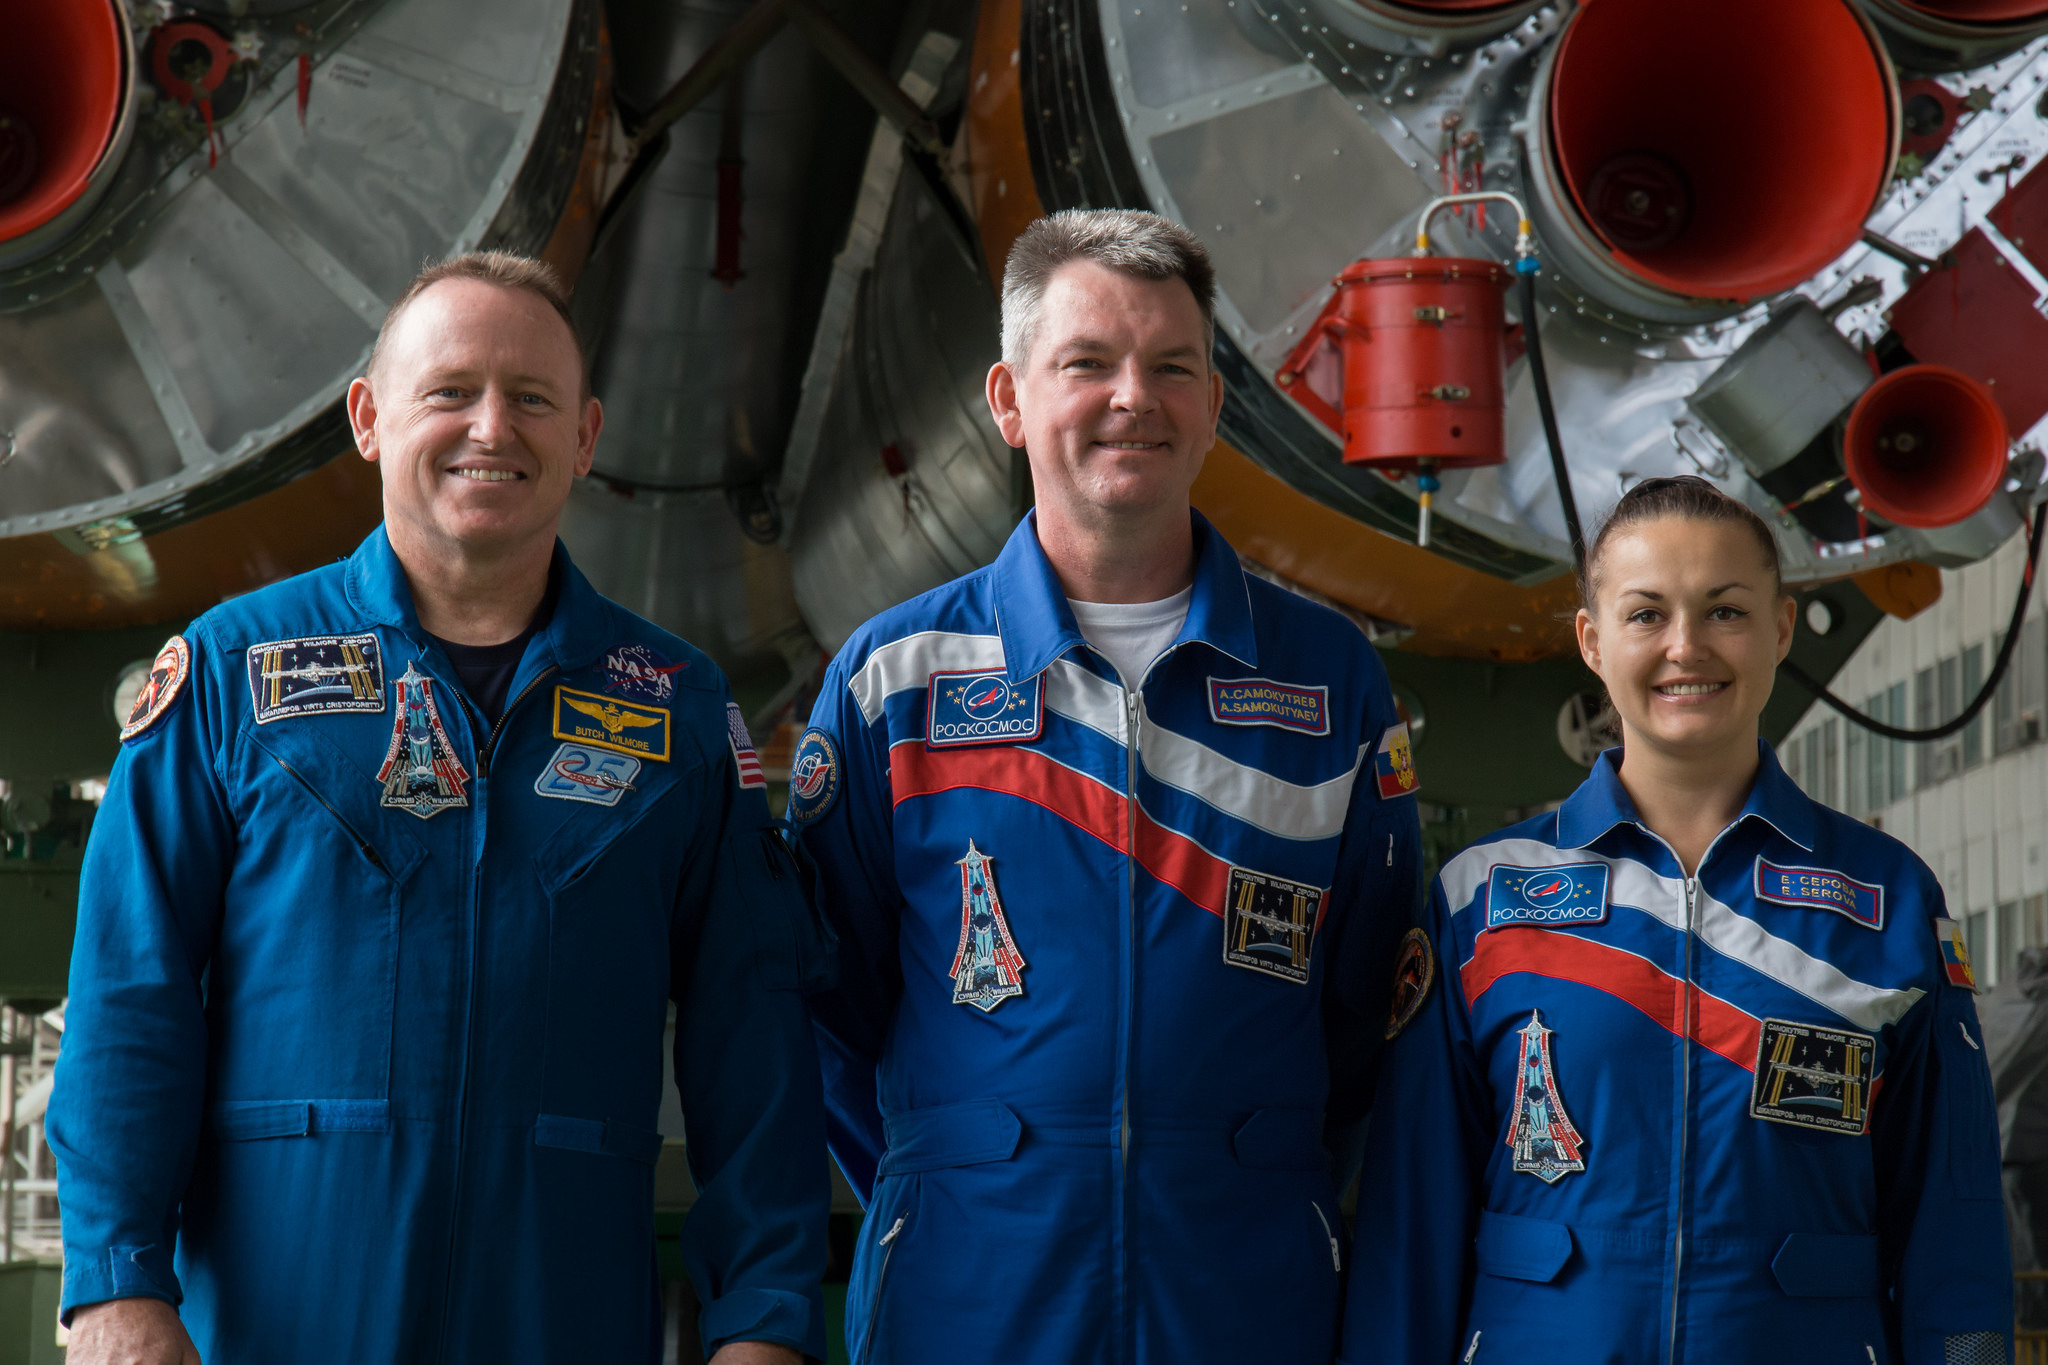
[51,253,831,1365]
[788,209,1423,1364]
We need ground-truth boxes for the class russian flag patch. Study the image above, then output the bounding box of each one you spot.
[1934,918,1979,991]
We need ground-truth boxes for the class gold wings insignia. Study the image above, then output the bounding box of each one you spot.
[565,694,661,735]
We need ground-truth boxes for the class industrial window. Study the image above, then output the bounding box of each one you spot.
[1784,731,1804,791]
[1915,667,1937,788]
[1821,719,1840,809]
[1864,692,1888,815]
[2000,899,2020,986]
[2028,894,2048,954]
[1966,909,1989,983]
[1846,722,1865,820]
[1805,729,1822,802]
[1962,644,1985,770]
[1888,682,1909,802]
[1996,629,2019,755]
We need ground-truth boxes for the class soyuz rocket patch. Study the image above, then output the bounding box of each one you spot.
[1749,1018,1875,1136]
[376,664,469,820]
[787,727,841,824]
[1507,1009,1586,1184]
[1223,865,1326,985]
[926,669,1043,747]
[601,642,688,704]
[1753,857,1883,930]
[533,741,640,807]
[121,635,192,743]
[246,633,385,722]
[1487,862,1610,930]
[1385,927,1435,1040]
[951,840,1027,1012]
[1373,721,1419,799]
[1935,918,1979,991]
[1207,677,1331,736]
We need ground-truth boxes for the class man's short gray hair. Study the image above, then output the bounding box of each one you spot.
[999,209,1217,370]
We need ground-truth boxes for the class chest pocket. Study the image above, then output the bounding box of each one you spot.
[235,722,429,885]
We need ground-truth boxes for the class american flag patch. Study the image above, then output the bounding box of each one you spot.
[727,702,766,789]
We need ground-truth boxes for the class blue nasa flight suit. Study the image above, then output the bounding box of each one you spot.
[48,527,832,1363]
[791,511,1423,1365]
[1344,745,2011,1365]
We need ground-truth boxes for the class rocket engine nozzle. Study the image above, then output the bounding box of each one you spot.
[1843,365,2011,530]
[0,0,127,247]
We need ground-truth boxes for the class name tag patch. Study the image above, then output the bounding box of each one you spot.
[248,634,385,722]
[1374,721,1419,799]
[1223,866,1326,984]
[1750,1018,1875,1135]
[1207,677,1330,735]
[926,670,1043,747]
[553,686,671,761]
[534,742,641,806]
[1487,862,1610,929]
[1754,858,1883,930]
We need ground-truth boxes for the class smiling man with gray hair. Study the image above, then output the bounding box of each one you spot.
[787,207,1424,1364]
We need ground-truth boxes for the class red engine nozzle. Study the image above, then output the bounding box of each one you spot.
[0,0,125,244]
[1547,0,1895,302]
[1842,365,2010,529]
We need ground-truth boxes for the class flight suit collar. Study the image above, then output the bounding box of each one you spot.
[991,507,1259,684]
[1556,739,1816,856]
[342,523,617,674]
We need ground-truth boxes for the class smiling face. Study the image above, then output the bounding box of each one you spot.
[347,276,600,565]
[1576,515,1795,763]
[986,259,1224,532]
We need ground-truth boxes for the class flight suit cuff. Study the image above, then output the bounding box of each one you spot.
[59,1243,182,1325]
[699,1286,825,1361]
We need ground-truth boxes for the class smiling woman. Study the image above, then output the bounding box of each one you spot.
[1346,470,2015,1364]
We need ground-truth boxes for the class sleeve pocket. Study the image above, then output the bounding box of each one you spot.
[1943,994,2004,1202]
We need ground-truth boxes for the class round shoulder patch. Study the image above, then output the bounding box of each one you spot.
[121,634,192,743]
[787,727,842,825]
[1384,926,1436,1041]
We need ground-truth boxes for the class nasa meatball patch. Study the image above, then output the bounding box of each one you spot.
[121,635,192,743]
[1486,862,1610,930]
[926,669,1043,747]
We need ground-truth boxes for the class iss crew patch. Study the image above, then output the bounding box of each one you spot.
[787,727,841,824]
[1486,862,1610,930]
[1373,721,1419,799]
[952,840,1027,1011]
[1385,927,1435,1040]
[926,669,1043,747]
[1223,866,1326,984]
[1749,1018,1875,1136]
[1207,677,1330,735]
[1753,858,1883,930]
[121,635,192,743]
[534,742,640,807]
[1507,1009,1587,1183]
[247,633,385,722]
[552,686,671,761]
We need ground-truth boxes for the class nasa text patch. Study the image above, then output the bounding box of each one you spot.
[1207,677,1330,736]
[1753,858,1883,930]
[1486,862,1610,929]
[926,669,1043,747]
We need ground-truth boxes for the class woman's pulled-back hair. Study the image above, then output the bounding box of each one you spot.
[1580,475,1783,607]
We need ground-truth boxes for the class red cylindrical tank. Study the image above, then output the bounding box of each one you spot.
[0,0,126,243]
[1842,364,2009,528]
[1547,0,1895,302]
[1328,256,1512,471]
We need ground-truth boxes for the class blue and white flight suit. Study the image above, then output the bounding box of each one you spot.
[791,511,1423,1364]
[49,527,833,1363]
[1345,744,2011,1365]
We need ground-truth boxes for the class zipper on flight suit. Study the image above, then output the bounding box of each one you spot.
[1122,683,1140,1173]
[435,661,556,1360]
[1637,820,1741,1365]
[266,754,387,873]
